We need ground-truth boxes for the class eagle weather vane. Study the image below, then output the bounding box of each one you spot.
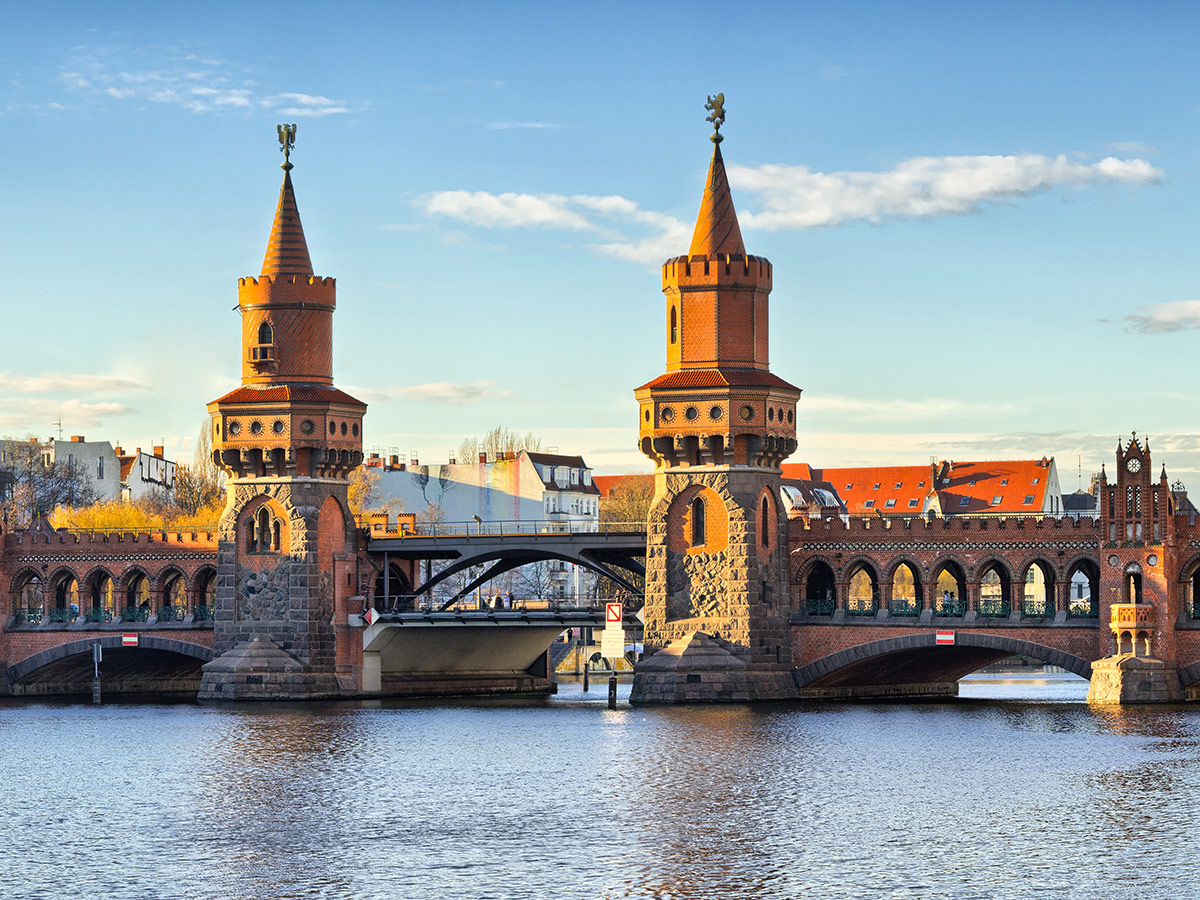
[705,93,725,143]
[277,123,297,170]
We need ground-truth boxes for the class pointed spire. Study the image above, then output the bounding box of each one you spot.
[261,168,314,276]
[689,94,745,259]
[689,142,746,258]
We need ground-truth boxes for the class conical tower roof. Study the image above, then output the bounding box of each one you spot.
[688,142,746,258]
[260,169,314,276]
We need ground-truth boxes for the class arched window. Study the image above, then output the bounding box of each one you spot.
[760,496,770,547]
[258,321,274,345]
[257,508,271,552]
[691,496,706,546]
[670,306,677,344]
[272,520,281,552]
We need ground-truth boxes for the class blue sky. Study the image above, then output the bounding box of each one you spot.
[2,1,1200,488]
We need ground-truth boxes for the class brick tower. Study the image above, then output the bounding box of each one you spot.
[630,97,801,703]
[1087,433,1182,702]
[198,127,366,700]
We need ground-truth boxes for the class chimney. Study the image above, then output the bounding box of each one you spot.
[388,455,399,468]
[448,457,456,465]
[478,453,487,464]
[153,445,164,458]
[70,435,85,443]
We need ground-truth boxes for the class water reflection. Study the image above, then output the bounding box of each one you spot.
[1,678,1200,899]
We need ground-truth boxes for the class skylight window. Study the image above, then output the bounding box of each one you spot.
[969,479,977,486]
[907,499,919,508]
[846,483,853,490]
[1023,495,1035,504]
[873,483,881,490]
[894,482,902,489]
[991,496,1002,506]
[1032,478,1040,485]
[917,481,925,487]
[1000,478,1009,485]
[959,498,970,506]
[864,500,875,508]
[884,499,896,508]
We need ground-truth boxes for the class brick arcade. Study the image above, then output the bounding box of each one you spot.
[3,111,1200,704]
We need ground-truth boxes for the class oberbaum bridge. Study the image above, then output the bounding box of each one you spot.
[3,101,1199,706]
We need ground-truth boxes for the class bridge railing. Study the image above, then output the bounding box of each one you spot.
[372,593,643,616]
[369,519,646,539]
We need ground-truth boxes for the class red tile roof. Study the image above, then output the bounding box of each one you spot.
[936,459,1054,514]
[214,384,365,407]
[784,464,937,515]
[592,474,653,499]
[636,368,800,392]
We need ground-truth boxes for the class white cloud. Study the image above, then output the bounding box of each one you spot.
[0,399,134,433]
[418,191,595,230]
[730,154,1162,230]
[1120,299,1200,334]
[0,372,148,394]
[388,380,513,405]
[53,46,355,116]
[419,151,1161,265]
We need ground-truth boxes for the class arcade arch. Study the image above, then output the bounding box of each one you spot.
[933,561,966,616]
[889,562,921,617]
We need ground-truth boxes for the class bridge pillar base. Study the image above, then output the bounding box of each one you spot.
[198,637,341,701]
[630,632,797,704]
[1086,654,1182,704]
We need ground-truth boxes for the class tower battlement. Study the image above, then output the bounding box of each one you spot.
[662,254,773,288]
[238,275,336,309]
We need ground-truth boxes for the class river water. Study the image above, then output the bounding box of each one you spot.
[1,673,1197,900]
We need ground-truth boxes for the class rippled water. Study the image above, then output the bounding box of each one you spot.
[2,673,1197,900]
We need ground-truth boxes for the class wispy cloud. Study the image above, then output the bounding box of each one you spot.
[1108,141,1157,155]
[52,45,357,116]
[0,399,134,433]
[1118,299,1200,334]
[486,121,565,130]
[387,380,513,405]
[0,372,148,394]
[419,151,1162,265]
[730,154,1162,230]
[803,394,1021,420]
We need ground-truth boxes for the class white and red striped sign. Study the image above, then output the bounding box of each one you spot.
[935,630,955,646]
[606,603,623,625]
[121,633,139,647]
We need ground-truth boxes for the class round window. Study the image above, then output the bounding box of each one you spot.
[661,407,675,422]
[685,406,698,420]
[250,421,263,435]
[273,420,285,434]
[340,422,348,436]
[740,405,754,421]
[787,409,794,424]
[709,406,722,420]
[768,408,775,422]
[643,410,650,422]
[352,423,359,437]
[229,421,242,436]
[329,421,337,435]
[301,419,315,435]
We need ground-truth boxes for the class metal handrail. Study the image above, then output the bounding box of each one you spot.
[372,594,642,615]
[368,519,646,539]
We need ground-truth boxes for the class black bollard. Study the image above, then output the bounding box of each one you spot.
[608,673,617,709]
[583,656,589,692]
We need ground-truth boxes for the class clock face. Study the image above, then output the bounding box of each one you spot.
[1126,457,1142,474]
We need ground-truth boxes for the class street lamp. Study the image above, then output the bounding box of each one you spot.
[472,514,482,536]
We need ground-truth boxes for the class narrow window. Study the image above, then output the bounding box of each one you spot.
[670,306,678,344]
[760,496,769,547]
[258,321,274,345]
[257,508,271,552]
[97,457,104,479]
[246,519,256,553]
[273,520,281,552]
[691,497,706,546]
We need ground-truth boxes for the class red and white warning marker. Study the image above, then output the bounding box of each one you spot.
[605,603,623,625]
[364,607,380,626]
[935,630,955,646]
[121,633,139,647]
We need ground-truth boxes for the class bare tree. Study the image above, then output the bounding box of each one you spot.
[456,426,543,464]
[599,475,654,525]
[0,436,98,528]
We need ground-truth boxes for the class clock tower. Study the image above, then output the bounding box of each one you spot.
[1088,432,1182,702]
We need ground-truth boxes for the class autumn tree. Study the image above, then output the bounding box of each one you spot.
[174,420,224,515]
[599,475,654,525]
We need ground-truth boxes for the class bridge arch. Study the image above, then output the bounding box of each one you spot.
[844,559,880,616]
[1065,556,1100,617]
[797,557,837,613]
[7,635,217,697]
[1018,558,1056,617]
[795,632,1092,690]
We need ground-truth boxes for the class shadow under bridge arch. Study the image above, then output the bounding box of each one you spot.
[415,547,645,609]
[8,636,217,698]
[795,632,1092,690]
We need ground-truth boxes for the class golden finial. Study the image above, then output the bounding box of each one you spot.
[704,93,726,144]
[277,123,297,170]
